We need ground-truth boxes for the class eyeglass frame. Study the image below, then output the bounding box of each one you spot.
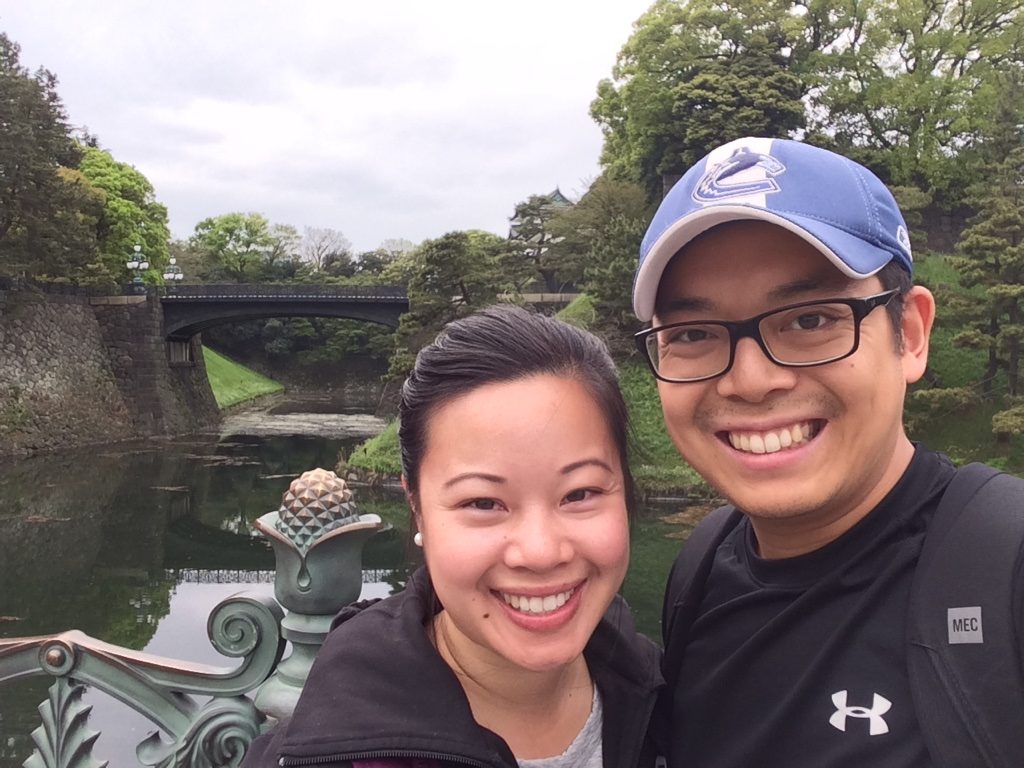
[633,289,902,384]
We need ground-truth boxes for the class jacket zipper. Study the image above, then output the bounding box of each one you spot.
[280,750,495,768]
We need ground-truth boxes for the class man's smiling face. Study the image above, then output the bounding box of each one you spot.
[652,220,932,556]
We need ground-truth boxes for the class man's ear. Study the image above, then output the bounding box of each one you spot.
[900,285,935,384]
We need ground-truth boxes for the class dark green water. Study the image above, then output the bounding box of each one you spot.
[0,420,687,767]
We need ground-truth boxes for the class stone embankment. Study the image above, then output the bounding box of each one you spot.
[0,284,218,457]
[0,291,134,455]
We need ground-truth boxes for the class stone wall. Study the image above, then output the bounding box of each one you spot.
[91,295,218,436]
[0,287,218,457]
[0,291,135,454]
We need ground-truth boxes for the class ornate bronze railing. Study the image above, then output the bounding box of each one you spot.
[0,469,384,768]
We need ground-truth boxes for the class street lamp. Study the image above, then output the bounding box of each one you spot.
[126,244,149,294]
[162,255,185,288]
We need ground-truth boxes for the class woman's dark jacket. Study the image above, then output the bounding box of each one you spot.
[242,568,664,768]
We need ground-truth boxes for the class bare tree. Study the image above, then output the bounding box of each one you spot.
[302,227,352,272]
[377,238,416,257]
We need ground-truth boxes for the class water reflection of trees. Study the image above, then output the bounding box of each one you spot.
[190,435,355,536]
[0,429,419,767]
[0,447,175,646]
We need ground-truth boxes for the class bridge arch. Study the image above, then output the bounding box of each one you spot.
[160,284,409,341]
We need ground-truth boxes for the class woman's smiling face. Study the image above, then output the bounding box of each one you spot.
[414,373,630,674]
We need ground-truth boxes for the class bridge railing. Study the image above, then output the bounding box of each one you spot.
[0,276,409,300]
[0,469,384,768]
[158,284,408,300]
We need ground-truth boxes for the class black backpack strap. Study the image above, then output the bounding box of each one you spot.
[908,463,1024,768]
[661,504,742,687]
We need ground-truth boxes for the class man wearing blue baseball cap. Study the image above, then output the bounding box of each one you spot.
[634,137,1024,767]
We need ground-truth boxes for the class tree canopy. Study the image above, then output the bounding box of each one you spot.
[188,212,302,282]
[387,230,512,380]
[592,0,1024,206]
[591,0,807,198]
[78,145,170,285]
[542,175,654,340]
[807,0,1024,203]
[950,146,1024,436]
[0,33,170,287]
[507,190,576,292]
[0,32,90,278]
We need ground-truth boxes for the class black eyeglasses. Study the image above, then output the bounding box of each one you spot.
[634,290,901,383]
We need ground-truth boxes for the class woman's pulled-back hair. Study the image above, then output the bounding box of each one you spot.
[399,304,635,513]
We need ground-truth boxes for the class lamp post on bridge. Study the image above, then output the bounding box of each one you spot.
[162,254,184,292]
[126,244,149,295]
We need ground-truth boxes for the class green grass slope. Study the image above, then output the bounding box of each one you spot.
[203,347,284,409]
[345,420,402,475]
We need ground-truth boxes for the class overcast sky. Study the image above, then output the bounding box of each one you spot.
[3,1,653,252]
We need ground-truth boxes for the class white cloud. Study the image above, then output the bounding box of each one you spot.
[2,0,651,250]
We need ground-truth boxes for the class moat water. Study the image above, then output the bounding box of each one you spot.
[0,402,689,767]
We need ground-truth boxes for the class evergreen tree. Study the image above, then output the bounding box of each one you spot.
[387,231,508,380]
[583,214,648,348]
[952,146,1024,438]
[507,191,574,292]
[0,33,92,278]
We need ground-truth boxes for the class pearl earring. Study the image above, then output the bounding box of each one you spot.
[413,531,423,547]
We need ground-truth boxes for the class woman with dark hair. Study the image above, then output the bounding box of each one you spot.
[243,305,663,768]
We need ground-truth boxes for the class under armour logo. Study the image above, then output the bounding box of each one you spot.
[829,690,891,736]
[692,148,786,204]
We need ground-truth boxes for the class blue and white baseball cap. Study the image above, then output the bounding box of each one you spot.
[633,137,914,322]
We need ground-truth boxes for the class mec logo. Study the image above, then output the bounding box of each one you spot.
[948,606,983,644]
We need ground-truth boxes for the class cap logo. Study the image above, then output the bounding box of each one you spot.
[896,225,913,259]
[693,148,786,205]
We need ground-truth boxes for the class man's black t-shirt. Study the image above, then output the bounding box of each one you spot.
[670,447,956,768]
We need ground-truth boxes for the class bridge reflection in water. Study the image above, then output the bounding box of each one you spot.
[169,568,397,585]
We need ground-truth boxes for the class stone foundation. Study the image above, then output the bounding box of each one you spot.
[0,287,218,456]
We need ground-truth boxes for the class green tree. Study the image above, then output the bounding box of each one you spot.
[0,33,94,278]
[190,212,288,282]
[583,214,649,346]
[35,166,106,283]
[950,146,1024,438]
[78,145,170,285]
[349,239,419,282]
[593,0,1023,208]
[507,190,575,292]
[387,230,508,379]
[547,176,653,291]
[591,0,807,198]
[353,248,397,277]
[807,0,1024,206]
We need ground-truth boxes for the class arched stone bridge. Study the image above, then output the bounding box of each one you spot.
[160,283,409,341]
